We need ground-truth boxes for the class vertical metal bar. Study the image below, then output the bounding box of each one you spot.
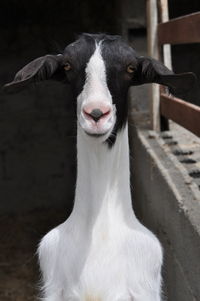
[146,0,160,131]
[158,0,172,130]
[158,0,172,69]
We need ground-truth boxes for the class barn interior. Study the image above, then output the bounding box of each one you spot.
[0,0,200,300]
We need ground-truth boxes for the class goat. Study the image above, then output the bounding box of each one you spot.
[4,33,195,301]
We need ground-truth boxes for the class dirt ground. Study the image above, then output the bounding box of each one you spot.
[0,207,67,301]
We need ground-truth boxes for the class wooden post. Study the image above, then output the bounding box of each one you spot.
[146,0,160,131]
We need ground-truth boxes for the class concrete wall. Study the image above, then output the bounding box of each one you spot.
[129,114,200,301]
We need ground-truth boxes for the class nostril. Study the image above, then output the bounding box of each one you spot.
[90,109,104,122]
[84,107,111,122]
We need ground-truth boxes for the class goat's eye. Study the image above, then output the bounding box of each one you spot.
[64,62,71,71]
[127,64,135,74]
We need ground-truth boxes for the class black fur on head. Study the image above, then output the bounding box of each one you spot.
[3,33,196,146]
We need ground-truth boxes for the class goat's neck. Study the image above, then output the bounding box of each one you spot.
[71,124,135,226]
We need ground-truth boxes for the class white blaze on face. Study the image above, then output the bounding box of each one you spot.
[79,43,112,106]
[78,43,116,137]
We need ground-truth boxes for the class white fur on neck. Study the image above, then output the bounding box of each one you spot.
[73,125,134,225]
[38,124,163,301]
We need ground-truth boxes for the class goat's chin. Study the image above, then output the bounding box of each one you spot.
[84,129,113,142]
[80,126,114,143]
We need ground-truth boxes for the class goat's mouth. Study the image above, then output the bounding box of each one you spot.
[84,130,109,137]
[79,121,115,141]
[80,119,115,140]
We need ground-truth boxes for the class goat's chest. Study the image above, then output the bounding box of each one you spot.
[39,217,162,301]
[60,224,131,300]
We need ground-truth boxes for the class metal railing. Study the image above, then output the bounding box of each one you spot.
[147,0,200,137]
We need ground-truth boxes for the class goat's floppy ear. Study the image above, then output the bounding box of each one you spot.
[3,54,64,93]
[132,56,196,94]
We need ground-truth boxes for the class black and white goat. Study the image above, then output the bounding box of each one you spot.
[4,33,195,301]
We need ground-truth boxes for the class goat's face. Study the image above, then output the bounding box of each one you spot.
[4,33,196,144]
[62,34,138,141]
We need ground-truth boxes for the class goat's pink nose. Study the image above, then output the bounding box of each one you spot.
[83,103,111,122]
